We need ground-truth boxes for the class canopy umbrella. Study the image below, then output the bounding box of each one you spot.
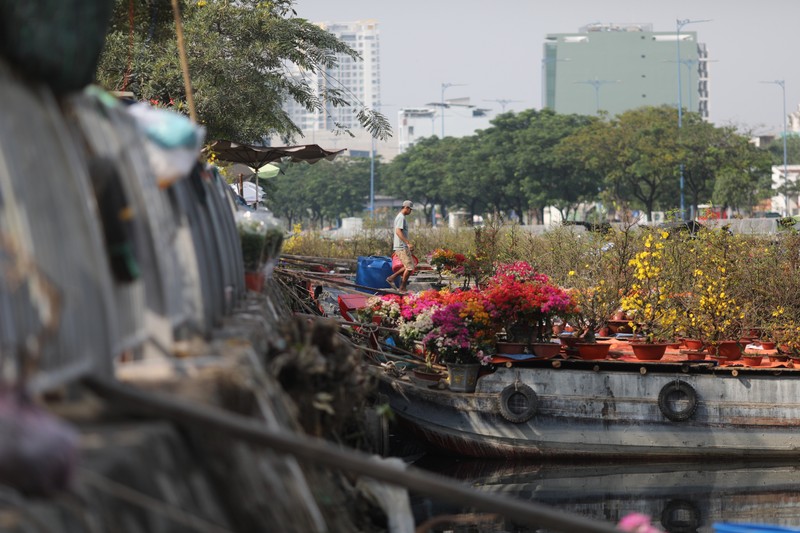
[208,140,346,206]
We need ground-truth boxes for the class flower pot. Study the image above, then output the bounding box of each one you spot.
[530,342,561,359]
[244,271,265,292]
[759,341,777,350]
[412,368,443,382]
[683,338,705,351]
[630,343,669,361]
[769,354,790,363]
[742,355,763,366]
[685,351,706,361]
[710,340,742,361]
[495,341,529,355]
[574,342,611,360]
[558,334,580,348]
[447,363,481,393]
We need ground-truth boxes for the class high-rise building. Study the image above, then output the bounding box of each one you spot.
[543,23,709,118]
[283,20,381,132]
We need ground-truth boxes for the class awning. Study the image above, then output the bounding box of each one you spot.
[207,140,347,171]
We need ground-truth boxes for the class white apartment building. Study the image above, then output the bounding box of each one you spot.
[283,20,380,133]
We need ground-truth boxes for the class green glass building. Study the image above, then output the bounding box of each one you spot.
[543,23,708,118]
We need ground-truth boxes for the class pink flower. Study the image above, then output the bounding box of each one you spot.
[618,513,664,533]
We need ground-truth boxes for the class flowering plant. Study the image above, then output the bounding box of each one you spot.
[484,262,574,342]
[619,231,679,343]
[429,248,467,275]
[358,294,404,327]
[682,229,744,345]
[422,300,493,365]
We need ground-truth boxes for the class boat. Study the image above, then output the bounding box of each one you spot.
[376,343,800,460]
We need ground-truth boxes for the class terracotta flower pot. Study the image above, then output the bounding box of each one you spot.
[742,355,763,366]
[495,341,529,355]
[710,340,742,361]
[574,342,611,360]
[630,343,669,361]
[530,342,561,359]
[244,271,265,292]
[683,338,705,351]
[685,351,706,361]
[759,341,777,350]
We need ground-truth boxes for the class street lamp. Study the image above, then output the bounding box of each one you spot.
[676,18,711,221]
[761,80,790,216]
[441,82,465,138]
[574,78,619,114]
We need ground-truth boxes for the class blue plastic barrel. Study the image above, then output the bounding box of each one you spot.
[355,256,393,292]
[714,523,800,533]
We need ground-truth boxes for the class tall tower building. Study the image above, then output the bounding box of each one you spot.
[543,23,709,118]
[284,20,381,132]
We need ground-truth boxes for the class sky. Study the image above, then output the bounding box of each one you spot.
[292,0,800,138]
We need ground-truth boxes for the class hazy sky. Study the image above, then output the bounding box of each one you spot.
[293,0,800,137]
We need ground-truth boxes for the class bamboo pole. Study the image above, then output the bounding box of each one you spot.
[83,374,621,533]
[170,0,197,122]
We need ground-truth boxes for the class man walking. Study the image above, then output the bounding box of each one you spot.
[386,200,414,292]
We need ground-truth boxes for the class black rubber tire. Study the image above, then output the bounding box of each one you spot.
[658,380,698,422]
[498,384,538,424]
[660,498,701,533]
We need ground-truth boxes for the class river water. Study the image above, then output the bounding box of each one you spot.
[409,453,800,533]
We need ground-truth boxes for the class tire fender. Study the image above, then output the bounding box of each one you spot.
[498,383,538,424]
[658,380,698,422]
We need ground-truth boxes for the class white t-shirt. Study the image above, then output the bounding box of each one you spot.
[393,212,408,250]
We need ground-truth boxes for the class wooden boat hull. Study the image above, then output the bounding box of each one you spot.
[380,363,800,460]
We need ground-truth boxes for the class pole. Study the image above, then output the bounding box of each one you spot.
[781,81,790,216]
[761,80,790,216]
[677,20,685,221]
[676,18,710,221]
[369,136,375,218]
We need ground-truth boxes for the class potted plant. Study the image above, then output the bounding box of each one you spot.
[619,230,679,360]
[421,300,493,392]
[236,212,268,291]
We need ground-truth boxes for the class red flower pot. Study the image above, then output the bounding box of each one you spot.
[574,342,611,360]
[710,340,742,361]
[530,342,561,359]
[759,341,777,350]
[683,338,705,351]
[742,355,763,366]
[685,351,706,361]
[245,271,265,292]
[630,343,669,361]
[495,342,529,355]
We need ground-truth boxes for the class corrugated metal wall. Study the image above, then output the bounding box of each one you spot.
[0,58,246,391]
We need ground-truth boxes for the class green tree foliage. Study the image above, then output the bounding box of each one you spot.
[266,157,375,228]
[763,135,800,166]
[96,0,389,143]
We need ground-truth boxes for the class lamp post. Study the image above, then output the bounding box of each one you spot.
[761,80,790,216]
[574,78,619,114]
[676,18,711,221]
[441,82,465,138]
[369,135,375,218]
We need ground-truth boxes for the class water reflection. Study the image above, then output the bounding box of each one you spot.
[411,457,800,533]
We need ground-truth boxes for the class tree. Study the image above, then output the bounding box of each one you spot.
[96,0,389,144]
[266,158,373,228]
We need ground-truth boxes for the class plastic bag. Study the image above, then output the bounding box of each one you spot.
[235,210,284,277]
[391,252,419,273]
[126,103,206,188]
